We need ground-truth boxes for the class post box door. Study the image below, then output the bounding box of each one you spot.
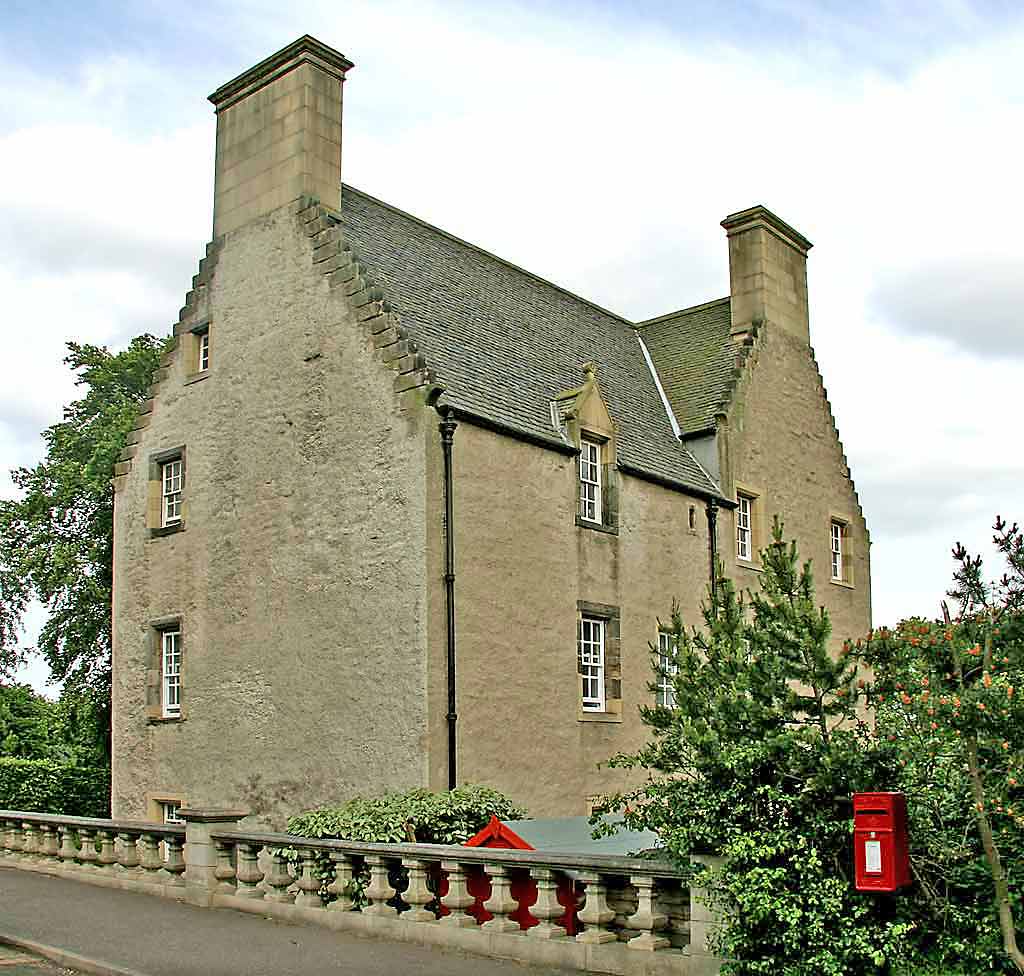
[855,829,894,890]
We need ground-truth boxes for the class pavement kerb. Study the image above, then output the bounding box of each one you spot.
[0,934,149,976]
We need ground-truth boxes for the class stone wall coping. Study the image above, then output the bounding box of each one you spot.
[209,827,689,878]
[209,35,353,110]
[177,808,250,823]
[0,811,184,836]
[720,204,813,254]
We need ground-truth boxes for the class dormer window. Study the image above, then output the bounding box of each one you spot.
[579,439,602,523]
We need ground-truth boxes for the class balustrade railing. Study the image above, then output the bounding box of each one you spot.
[0,809,722,974]
[0,810,185,887]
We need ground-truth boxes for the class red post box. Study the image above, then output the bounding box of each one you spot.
[853,792,911,892]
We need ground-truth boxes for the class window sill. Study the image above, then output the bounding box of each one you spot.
[184,371,209,387]
[147,716,184,725]
[578,710,623,724]
[575,516,619,536]
[735,558,762,572]
[149,522,185,539]
[830,578,856,590]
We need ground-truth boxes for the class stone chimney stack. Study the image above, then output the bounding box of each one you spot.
[208,36,353,238]
[721,205,813,345]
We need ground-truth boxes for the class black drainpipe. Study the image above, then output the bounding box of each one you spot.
[705,498,719,603]
[438,408,459,790]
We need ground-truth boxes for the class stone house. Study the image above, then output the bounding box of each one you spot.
[110,36,870,827]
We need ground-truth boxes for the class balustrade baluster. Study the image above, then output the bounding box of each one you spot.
[164,835,186,885]
[401,858,437,922]
[439,860,476,928]
[607,878,636,941]
[77,828,98,869]
[213,840,237,893]
[96,830,118,872]
[38,823,60,861]
[658,881,689,949]
[481,864,521,933]
[363,855,398,917]
[294,848,323,909]
[528,867,567,940]
[20,822,38,861]
[234,841,266,899]
[326,852,356,911]
[139,832,163,877]
[116,832,141,874]
[58,825,78,864]
[625,875,670,951]
[263,850,296,903]
[575,871,617,944]
[0,819,11,854]
[7,820,24,855]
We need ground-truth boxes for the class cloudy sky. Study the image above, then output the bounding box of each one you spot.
[2,0,1022,693]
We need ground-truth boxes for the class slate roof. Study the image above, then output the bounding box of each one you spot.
[339,185,722,498]
[636,299,737,436]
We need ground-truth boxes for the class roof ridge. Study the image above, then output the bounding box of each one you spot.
[341,184,635,328]
[636,296,730,329]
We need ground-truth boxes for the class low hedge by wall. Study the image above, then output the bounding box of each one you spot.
[0,758,110,818]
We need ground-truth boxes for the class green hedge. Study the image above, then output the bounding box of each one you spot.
[0,757,110,817]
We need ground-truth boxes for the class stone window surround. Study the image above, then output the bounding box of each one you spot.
[576,600,622,723]
[145,792,187,824]
[146,614,185,724]
[734,481,764,569]
[186,320,211,381]
[574,430,619,537]
[147,446,187,539]
[829,513,855,589]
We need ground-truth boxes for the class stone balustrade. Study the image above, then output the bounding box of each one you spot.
[0,809,186,898]
[0,809,723,976]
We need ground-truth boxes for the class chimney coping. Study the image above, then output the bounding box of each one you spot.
[208,35,354,111]
[720,204,813,255]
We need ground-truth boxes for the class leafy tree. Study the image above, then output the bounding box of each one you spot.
[860,517,1024,973]
[0,337,165,704]
[0,683,52,758]
[597,518,911,975]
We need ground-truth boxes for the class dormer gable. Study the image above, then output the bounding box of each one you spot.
[551,362,617,463]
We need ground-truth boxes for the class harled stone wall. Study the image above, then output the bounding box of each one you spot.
[111,202,430,827]
[425,421,712,816]
[719,323,872,644]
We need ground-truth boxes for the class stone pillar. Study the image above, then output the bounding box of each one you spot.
[179,808,249,907]
[689,854,726,974]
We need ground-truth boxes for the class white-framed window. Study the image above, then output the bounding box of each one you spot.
[831,520,845,582]
[161,460,183,527]
[579,616,605,711]
[198,330,210,372]
[579,439,602,524]
[656,631,678,708]
[736,494,753,561]
[160,800,183,824]
[161,630,181,718]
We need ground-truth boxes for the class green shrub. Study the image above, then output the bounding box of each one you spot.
[287,783,526,844]
[283,784,526,904]
[0,757,109,817]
